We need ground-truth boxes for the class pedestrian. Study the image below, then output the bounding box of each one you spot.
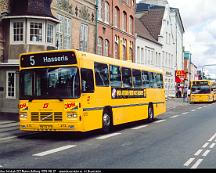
[187,87,191,102]
[183,87,187,102]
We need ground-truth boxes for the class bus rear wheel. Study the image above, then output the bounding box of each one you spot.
[148,105,154,122]
[102,111,112,133]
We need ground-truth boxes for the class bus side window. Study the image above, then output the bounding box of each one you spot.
[148,72,154,88]
[132,69,142,88]
[110,65,121,87]
[142,71,150,88]
[94,62,109,86]
[157,74,163,88]
[81,68,94,93]
[122,67,132,88]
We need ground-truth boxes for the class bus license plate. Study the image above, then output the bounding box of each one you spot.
[40,125,53,130]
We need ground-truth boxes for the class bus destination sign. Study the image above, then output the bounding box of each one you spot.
[20,51,77,67]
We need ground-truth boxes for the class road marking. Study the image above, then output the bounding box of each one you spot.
[96,133,121,139]
[33,145,76,157]
[153,120,166,124]
[209,143,215,149]
[184,158,195,167]
[202,150,210,157]
[0,136,16,142]
[208,133,216,142]
[197,107,203,110]
[191,109,196,112]
[191,159,203,169]
[194,149,203,156]
[202,142,209,148]
[0,165,2,168]
[170,115,180,119]
[182,112,189,115]
[131,125,148,130]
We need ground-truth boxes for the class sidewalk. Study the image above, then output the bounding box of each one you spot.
[166,97,189,110]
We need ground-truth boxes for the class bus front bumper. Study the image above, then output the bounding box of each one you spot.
[19,122,84,132]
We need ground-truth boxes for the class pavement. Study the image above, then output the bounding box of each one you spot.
[0,97,189,139]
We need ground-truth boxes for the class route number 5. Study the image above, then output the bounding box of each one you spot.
[30,56,35,66]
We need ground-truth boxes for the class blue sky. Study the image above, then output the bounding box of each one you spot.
[137,0,216,78]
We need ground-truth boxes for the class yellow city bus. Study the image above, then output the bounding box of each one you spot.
[19,49,166,133]
[190,80,216,103]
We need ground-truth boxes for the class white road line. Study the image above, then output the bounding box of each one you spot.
[96,133,121,140]
[170,115,180,119]
[202,142,209,148]
[0,136,16,142]
[33,145,76,157]
[209,143,215,149]
[191,109,196,112]
[194,149,203,156]
[0,165,2,168]
[182,112,189,115]
[184,158,195,167]
[202,150,210,157]
[131,125,148,130]
[197,107,203,110]
[191,159,203,169]
[208,133,216,142]
[153,120,166,124]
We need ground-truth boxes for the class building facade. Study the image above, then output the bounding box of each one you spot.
[97,0,136,61]
[135,1,184,97]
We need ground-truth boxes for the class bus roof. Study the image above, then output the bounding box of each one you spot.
[20,49,164,74]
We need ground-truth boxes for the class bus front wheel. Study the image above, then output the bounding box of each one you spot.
[148,104,154,122]
[102,111,112,133]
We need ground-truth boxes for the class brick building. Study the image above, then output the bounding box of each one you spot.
[96,0,136,61]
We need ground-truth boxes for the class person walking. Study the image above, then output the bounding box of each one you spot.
[183,87,187,102]
[187,87,191,103]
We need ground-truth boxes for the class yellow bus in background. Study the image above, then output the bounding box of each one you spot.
[19,50,166,133]
[190,80,216,103]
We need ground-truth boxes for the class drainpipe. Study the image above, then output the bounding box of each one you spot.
[95,0,98,54]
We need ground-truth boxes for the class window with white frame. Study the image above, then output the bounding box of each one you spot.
[129,41,133,61]
[122,39,127,60]
[104,39,109,56]
[97,37,103,55]
[6,71,16,99]
[137,46,140,63]
[114,35,119,59]
[29,21,43,42]
[11,20,25,43]
[47,23,54,44]
[129,16,133,34]
[56,14,71,49]
[80,23,88,51]
[123,11,127,32]
[105,2,110,24]
[114,6,120,28]
[98,0,102,21]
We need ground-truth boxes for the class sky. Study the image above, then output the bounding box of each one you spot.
[137,0,216,78]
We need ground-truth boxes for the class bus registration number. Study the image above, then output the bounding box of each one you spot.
[40,125,53,130]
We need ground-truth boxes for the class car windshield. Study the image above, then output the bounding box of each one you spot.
[191,85,210,94]
[20,67,80,100]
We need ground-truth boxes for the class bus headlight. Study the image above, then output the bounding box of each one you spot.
[19,112,28,119]
[67,112,78,119]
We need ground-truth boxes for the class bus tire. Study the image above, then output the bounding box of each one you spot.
[102,109,112,133]
[148,104,154,122]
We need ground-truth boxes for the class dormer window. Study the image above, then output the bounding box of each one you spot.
[10,19,25,44]
[29,21,43,42]
[10,18,56,46]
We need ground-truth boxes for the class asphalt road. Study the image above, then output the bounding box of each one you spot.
[0,102,216,169]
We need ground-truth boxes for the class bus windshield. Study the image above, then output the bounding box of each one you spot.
[191,85,211,94]
[20,67,80,100]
